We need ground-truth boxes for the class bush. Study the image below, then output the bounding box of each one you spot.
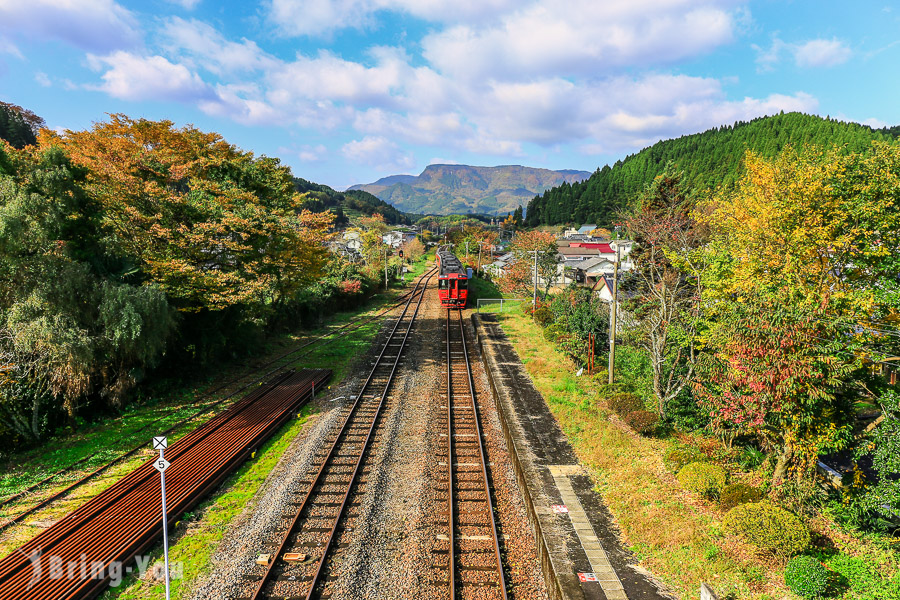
[824,553,899,598]
[722,501,811,557]
[677,462,728,499]
[622,410,659,435]
[543,324,563,343]
[533,305,554,326]
[663,445,707,473]
[607,392,643,415]
[784,555,829,598]
[719,483,764,510]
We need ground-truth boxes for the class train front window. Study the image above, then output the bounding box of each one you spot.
[458,279,467,290]
[438,278,448,290]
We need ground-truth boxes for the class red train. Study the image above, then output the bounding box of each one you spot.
[437,249,469,308]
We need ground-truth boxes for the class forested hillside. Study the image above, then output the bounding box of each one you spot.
[294,177,413,225]
[525,112,899,227]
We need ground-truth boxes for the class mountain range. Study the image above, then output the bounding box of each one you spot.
[348,164,591,215]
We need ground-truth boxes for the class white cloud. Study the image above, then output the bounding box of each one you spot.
[0,36,22,58]
[793,38,851,68]
[72,9,822,167]
[34,71,51,87]
[0,0,140,52]
[341,136,415,171]
[297,144,328,161]
[167,0,202,9]
[87,51,213,102]
[860,117,888,129]
[755,37,851,71]
[423,0,738,81]
[160,17,276,75]
[266,0,519,36]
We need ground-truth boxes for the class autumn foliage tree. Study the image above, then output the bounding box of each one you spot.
[498,230,557,297]
[693,145,900,483]
[0,114,341,445]
[693,300,856,484]
[42,115,332,314]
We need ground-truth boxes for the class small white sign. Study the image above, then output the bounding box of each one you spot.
[152,436,168,450]
[154,458,171,472]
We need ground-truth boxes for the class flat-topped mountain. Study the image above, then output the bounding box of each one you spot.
[349,164,591,215]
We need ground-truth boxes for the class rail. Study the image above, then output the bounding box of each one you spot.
[246,268,435,600]
[0,267,437,528]
[440,307,508,598]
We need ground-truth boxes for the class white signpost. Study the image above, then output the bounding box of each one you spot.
[152,437,171,600]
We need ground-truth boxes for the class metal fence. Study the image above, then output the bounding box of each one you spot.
[476,298,529,312]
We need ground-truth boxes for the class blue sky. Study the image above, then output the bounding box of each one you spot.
[1,0,898,191]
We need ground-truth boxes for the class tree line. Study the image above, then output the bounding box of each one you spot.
[624,142,900,516]
[0,114,342,447]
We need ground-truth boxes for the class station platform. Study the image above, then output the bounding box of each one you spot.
[472,313,672,600]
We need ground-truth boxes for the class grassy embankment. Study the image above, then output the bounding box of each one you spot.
[0,256,431,563]
[493,304,899,599]
[493,304,794,599]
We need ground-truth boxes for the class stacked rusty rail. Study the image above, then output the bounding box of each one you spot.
[0,369,331,600]
[240,269,434,600]
[434,308,508,599]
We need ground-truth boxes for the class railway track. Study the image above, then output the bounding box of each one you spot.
[435,308,508,599]
[238,268,435,600]
[0,369,330,600]
[0,267,437,531]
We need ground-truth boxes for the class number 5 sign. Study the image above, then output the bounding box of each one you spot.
[151,437,172,600]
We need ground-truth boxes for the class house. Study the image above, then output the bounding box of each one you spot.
[329,239,361,262]
[562,227,579,238]
[577,224,597,235]
[486,253,513,278]
[342,230,362,252]
[380,230,416,248]
[557,246,601,262]
[593,274,616,302]
[570,257,617,287]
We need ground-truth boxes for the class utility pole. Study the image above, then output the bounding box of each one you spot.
[529,250,539,309]
[384,244,389,290]
[465,239,470,263]
[608,243,620,385]
[477,241,486,275]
